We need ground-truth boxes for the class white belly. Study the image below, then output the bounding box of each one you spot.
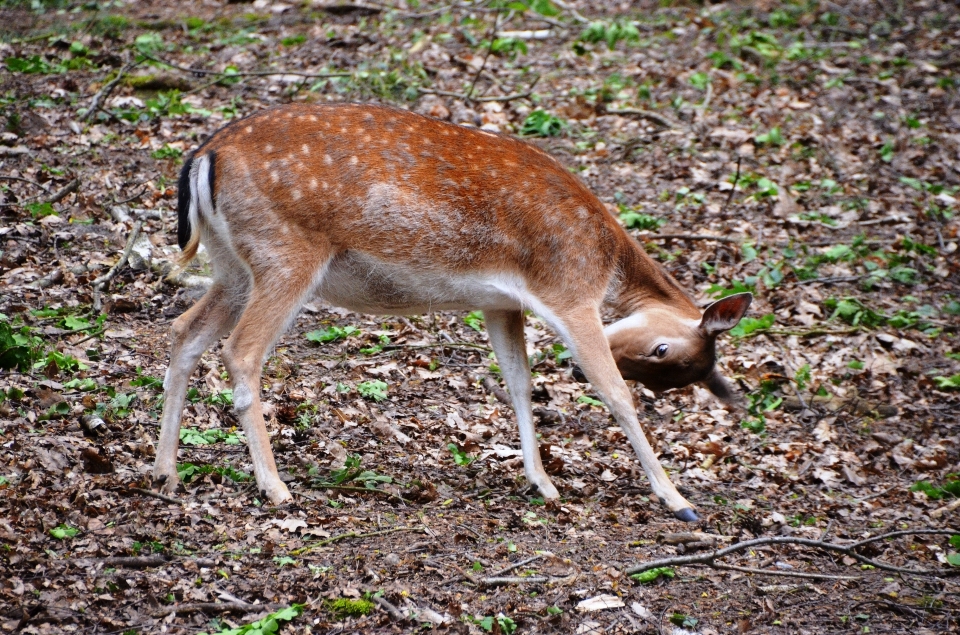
[315,250,529,315]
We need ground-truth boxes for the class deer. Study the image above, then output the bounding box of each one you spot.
[152,102,752,522]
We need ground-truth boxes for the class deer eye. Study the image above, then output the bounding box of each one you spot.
[655,343,669,358]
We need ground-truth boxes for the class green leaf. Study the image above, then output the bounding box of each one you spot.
[520,110,566,137]
[933,374,960,391]
[689,72,710,90]
[730,313,775,338]
[50,524,79,539]
[577,395,605,408]
[631,566,675,583]
[357,380,388,402]
[305,325,359,344]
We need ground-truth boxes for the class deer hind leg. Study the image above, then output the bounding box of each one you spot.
[221,256,331,505]
[484,310,559,500]
[153,282,244,495]
[553,306,698,522]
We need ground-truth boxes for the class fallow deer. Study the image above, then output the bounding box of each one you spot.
[152,103,751,522]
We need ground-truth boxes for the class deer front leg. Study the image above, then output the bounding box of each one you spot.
[484,310,559,500]
[558,307,698,522]
[153,284,239,496]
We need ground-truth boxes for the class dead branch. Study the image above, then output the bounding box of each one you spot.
[481,576,551,586]
[140,53,352,79]
[35,179,80,205]
[81,61,137,122]
[418,87,536,103]
[74,555,171,568]
[152,602,282,617]
[604,108,679,129]
[482,376,512,407]
[290,526,425,555]
[319,484,409,505]
[489,555,542,577]
[370,595,407,621]
[91,219,144,311]
[126,486,182,505]
[625,529,960,578]
[711,562,858,581]
[639,233,742,244]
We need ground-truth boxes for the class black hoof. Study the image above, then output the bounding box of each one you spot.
[673,508,699,522]
[153,474,167,485]
[571,365,588,383]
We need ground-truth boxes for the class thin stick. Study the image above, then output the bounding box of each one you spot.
[605,108,678,128]
[153,602,282,618]
[489,555,542,577]
[81,61,137,122]
[418,87,536,103]
[641,233,742,244]
[371,595,406,621]
[625,529,960,577]
[290,526,424,555]
[711,562,858,581]
[91,219,143,311]
[481,576,550,586]
[720,157,742,216]
[320,484,408,505]
[73,555,172,568]
[33,179,80,205]
[140,53,352,79]
[466,7,501,101]
[127,486,182,505]
[0,175,50,193]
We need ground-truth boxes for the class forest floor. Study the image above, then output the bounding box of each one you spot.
[1,1,959,634]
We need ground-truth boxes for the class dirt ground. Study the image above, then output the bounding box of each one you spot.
[1,1,959,634]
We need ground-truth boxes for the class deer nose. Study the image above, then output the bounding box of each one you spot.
[571,365,588,383]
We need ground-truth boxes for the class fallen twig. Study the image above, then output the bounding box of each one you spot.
[489,555,542,577]
[127,486,183,505]
[318,484,408,505]
[481,575,551,586]
[418,86,537,103]
[74,555,171,568]
[290,526,425,555]
[81,61,137,122]
[604,108,678,128]
[153,602,282,618]
[34,179,80,205]
[711,562,858,581]
[625,529,960,578]
[639,233,742,244]
[371,595,407,621]
[140,52,352,79]
[482,376,512,407]
[91,219,144,311]
[720,156,742,216]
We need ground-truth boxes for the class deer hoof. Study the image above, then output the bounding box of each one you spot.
[673,507,699,523]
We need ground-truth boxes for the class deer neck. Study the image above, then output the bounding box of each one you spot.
[608,233,701,320]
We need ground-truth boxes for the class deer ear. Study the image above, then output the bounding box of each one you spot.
[700,292,752,336]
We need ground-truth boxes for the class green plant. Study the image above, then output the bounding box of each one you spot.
[179,427,244,446]
[50,524,79,539]
[305,325,359,344]
[577,20,640,51]
[151,145,183,160]
[909,475,959,500]
[273,556,297,568]
[491,37,528,58]
[177,462,251,484]
[357,380,388,401]
[520,110,565,137]
[688,71,710,90]
[755,127,784,146]
[314,454,393,489]
[729,313,774,338]
[326,598,373,619]
[448,443,475,466]
[933,374,960,390]
[619,206,666,230]
[198,604,303,635]
[824,297,885,327]
[463,311,484,332]
[470,614,517,634]
[0,318,44,371]
[630,566,675,583]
